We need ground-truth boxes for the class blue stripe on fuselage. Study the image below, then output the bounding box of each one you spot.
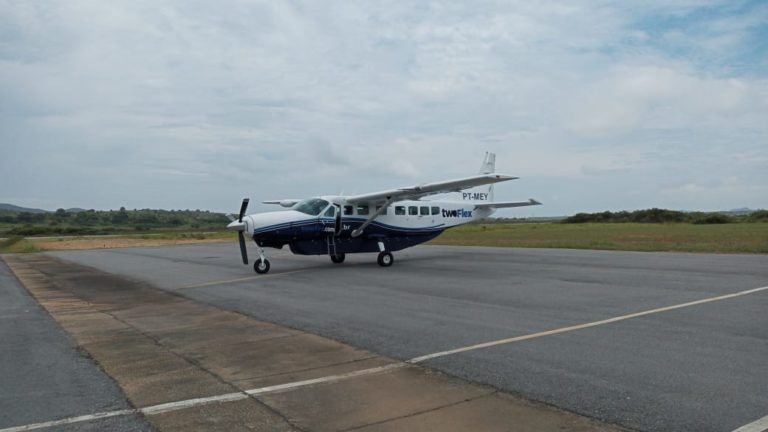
[252,217,445,237]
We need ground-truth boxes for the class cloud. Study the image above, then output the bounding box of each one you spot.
[1,0,766,215]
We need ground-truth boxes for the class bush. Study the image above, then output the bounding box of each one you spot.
[748,210,768,222]
[692,214,732,224]
[562,208,739,224]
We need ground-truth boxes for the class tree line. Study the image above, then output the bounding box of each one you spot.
[562,208,768,224]
[0,207,229,236]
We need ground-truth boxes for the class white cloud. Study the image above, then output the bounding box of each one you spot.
[1,0,766,214]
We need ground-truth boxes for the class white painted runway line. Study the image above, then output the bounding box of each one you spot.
[3,284,767,432]
[732,415,768,432]
[0,410,135,432]
[408,285,768,363]
[0,363,408,432]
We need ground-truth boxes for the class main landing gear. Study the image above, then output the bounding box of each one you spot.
[329,251,393,267]
[377,251,393,267]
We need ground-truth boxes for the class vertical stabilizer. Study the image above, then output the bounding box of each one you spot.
[478,152,496,201]
[478,152,496,174]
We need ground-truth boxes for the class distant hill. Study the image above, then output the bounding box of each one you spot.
[722,208,756,216]
[0,203,48,213]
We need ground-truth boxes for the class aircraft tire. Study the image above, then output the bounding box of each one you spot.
[377,251,393,267]
[330,253,346,264]
[254,258,270,274]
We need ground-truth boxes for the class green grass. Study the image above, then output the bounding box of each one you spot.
[429,222,768,254]
[0,237,43,254]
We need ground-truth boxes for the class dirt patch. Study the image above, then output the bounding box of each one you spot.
[31,237,231,251]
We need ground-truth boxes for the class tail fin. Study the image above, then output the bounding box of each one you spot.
[477,152,496,202]
[478,152,496,175]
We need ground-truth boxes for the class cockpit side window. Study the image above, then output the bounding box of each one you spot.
[294,198,330,216]
[323,206,336,217]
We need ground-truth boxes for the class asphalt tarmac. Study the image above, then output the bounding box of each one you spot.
[0,260,151,431]
[15,244,768,431]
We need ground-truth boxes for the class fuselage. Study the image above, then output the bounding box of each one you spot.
[235,196,494,256]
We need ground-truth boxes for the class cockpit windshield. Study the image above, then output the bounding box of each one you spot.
[293,198,329,216]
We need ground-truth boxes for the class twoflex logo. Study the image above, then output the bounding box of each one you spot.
[442,208,473,218]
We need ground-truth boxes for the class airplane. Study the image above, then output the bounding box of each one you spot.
[226,152,540,274]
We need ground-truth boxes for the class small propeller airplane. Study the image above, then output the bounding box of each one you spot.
[226,152,540,273]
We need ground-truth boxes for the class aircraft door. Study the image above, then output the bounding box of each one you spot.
[321,204,343,236]
[334,204,342,236]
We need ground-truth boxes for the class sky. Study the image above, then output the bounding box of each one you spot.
[1,0,767,216]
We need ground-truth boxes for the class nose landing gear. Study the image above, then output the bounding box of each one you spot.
[254,259,270,274]
[254,248,270,274]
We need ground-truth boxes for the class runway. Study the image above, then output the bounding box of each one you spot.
[2,244,767,431]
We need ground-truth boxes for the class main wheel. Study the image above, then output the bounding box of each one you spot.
[254,258,270,274]
[330,253,346,264]
[377,251,393,267]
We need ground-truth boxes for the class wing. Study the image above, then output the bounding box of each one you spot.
[345,174,518,204]
[474,199,542,209]
[262,199,301,208]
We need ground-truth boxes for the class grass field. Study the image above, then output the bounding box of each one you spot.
[2,223,767,254]
[429,222,768,254]
[0,231,233,253]
[0,237,43,254]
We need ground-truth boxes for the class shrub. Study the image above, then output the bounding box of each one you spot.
[748,210,768,222]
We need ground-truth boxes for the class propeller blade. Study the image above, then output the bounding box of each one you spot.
[238,198,250,222]
[238,231,248,265]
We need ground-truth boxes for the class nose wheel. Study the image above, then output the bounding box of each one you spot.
[254,247,270,274]
[377,251,393,267]
[254,258,270,274]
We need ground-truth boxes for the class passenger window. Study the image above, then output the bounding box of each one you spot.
[395,206,406,215]
[408,206,418,216]
[431,206,440,215]
[324,206,335,217]
[344,205,354,216]
[420,206,429,216]
[357,204,369,215]
[375,205,388,215]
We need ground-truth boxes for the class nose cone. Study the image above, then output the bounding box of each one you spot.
[227,220,245,231]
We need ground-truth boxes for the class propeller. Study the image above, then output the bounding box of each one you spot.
[232,198,249,265]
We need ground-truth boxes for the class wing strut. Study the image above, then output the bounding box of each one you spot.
[351,196,396,238]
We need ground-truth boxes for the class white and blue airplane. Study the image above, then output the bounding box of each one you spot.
[226,152,540,273]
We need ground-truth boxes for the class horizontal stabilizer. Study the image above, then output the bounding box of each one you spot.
[474,199,542,209]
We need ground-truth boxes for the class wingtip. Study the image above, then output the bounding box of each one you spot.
[490,173,519,180]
